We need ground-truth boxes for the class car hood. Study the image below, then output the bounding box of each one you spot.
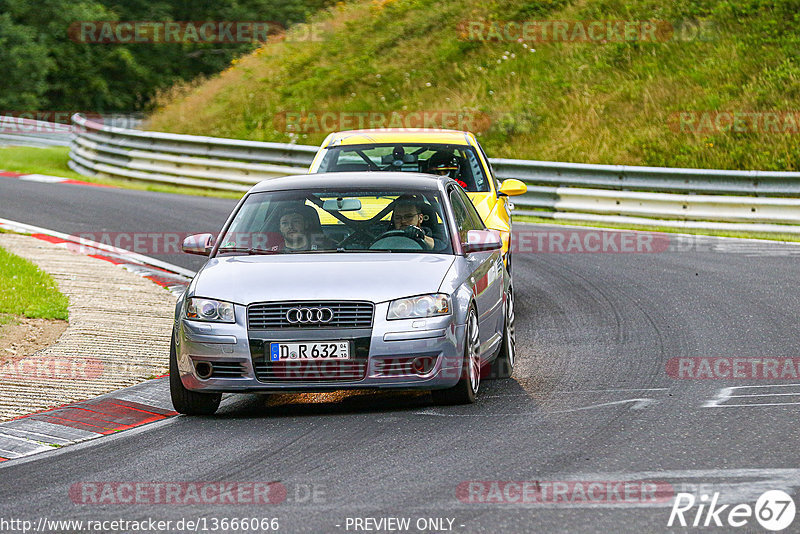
[191,253,456,304]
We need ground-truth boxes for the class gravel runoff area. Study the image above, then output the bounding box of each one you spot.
[0,232,176,421]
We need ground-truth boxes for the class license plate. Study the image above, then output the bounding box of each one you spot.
[269,341,350,361]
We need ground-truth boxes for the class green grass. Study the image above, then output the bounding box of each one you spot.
[146,0,800,172]
[0,313,18,326]
[0,247,69,320]
[0,146,86,179]
[516,215,800,243]
[0,146,241,199]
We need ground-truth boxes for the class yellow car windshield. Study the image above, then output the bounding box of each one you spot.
[315,143,491,192]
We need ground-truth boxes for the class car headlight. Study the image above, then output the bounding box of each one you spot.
[387,294,451,320]
[185,297,235,323]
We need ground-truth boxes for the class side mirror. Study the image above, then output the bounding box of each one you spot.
[182,233,214,256]
[463,230,502,254]
[498,178,527,197]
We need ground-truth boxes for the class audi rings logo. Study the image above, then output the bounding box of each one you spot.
[286,307,335,324]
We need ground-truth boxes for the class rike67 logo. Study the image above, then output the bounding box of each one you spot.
[668,490,796,531]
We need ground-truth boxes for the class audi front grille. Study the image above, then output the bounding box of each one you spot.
[253,360,368,381]
[248,301,374,329]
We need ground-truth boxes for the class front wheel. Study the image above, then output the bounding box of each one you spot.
[169,329,221,415]
[432,307,480,405]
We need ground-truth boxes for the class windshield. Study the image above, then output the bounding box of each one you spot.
[216,189,453,256]
[313,143,491,192]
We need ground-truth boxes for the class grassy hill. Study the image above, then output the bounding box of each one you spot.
[147,0,800,171]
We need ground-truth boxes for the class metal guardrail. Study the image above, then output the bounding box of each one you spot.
[67,113,800,234]
[69,114,313,192]
[490,160,800,234]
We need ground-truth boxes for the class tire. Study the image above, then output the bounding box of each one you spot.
[432,307,480,405]
[169,328,221,416]
[489,287,515,379]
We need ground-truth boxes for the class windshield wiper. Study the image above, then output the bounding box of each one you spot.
[216,247,278,255]
[335,248,392,253]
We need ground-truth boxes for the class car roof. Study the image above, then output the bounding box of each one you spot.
[323,129,473,147]
[249,171,454,193]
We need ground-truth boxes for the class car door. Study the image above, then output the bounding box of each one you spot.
[456,184,505,333]
[449,186,504,359]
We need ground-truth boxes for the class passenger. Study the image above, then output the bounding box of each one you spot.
[278,205,335,252]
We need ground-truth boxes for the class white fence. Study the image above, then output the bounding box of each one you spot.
[66,114,800,235]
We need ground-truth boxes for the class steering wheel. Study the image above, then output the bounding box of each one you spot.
[338,224,380,249]
[369,229,425,250]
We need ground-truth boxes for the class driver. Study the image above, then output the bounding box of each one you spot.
[426,151,467,188]
[390,198,436,250]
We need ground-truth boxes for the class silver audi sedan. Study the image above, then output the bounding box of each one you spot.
[170,172,515,415]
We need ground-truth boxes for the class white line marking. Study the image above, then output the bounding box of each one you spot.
[729,392,800,398]
[485,387,668,398]
[0,448,22,458]
[0,427,72,445]
[704,387,733,407]
[550,398,655,413]
[706,402,800,407]
[705,383,800,407]
[721,382,800,390]
[415,398,654,417]
[0,434,55,457]
[18,174,68,183]
[0,433,55,448]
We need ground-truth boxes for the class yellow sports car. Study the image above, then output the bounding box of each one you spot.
[308,129,527,271]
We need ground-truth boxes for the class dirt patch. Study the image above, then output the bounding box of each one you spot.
[0,315,68,366]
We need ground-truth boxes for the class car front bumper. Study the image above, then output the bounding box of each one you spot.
[174,302,467,393]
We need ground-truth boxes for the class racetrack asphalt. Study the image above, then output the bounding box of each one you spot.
[2,177,800,533]
[0,177,237,271]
